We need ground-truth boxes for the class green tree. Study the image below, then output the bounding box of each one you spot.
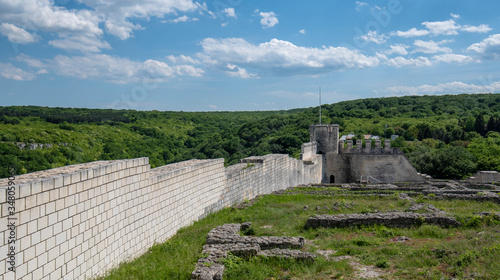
[474,113,486,136]
[433,146,476,179]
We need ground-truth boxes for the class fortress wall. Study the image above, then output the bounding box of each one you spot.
[469,171,500,183]
[1,154,321,280]
[304,154,323,184]
[299,142,317,160]
[224,154,322,206]
[146,159,227,247]
[326,153,425,183]
[0,158,150,280]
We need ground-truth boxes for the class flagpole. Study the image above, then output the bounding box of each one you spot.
[319,87,322,124]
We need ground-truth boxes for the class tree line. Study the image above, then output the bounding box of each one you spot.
[1,93,500,179]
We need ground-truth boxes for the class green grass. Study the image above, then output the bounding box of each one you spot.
[97,192,500,280]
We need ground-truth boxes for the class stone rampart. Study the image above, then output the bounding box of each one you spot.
[0,154,321,280]
[326,152,426,183]
[299,142,318,160]
[469,171,500,183]
[339,140,401,155]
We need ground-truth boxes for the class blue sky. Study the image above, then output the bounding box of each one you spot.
[1,0,500,111]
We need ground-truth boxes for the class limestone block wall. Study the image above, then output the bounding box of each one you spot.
[299,142,317,160]
[326,153,425,183]
[147,159,227,241]
[0,158,150,280]
[223,154,322,207]
[469,171,500,183]
[1,154,321,280]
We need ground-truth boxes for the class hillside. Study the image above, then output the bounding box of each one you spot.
[1,93,500,179]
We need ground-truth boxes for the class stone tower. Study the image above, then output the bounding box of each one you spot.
[309,124,339,154]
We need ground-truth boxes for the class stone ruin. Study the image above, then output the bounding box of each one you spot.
[191,223,316,280]
[305,212,461,229]
[190,181,500,279]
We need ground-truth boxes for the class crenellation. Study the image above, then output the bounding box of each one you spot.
[346,140,353,149]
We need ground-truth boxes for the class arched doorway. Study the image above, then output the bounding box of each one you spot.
[330,175,335,183]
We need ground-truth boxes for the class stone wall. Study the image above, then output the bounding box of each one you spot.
[299,142,318,160]
[326,152,426,183]
[0,154,321,280]
[469,171,500,183]
[310,125,339,154]
[339,140,397,154]
[0,158,150,280]
[223,154,322,207]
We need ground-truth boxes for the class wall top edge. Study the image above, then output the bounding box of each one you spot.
[240,154,289,163]
[149,158,224,178]
[309,124,339,127]
[0,157,148,187]
[302,141,318,146]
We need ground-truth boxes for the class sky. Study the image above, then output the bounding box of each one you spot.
[0,0,500,111]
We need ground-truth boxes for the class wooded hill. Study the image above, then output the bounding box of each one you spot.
[1,93,500,180]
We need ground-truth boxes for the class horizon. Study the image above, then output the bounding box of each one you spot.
[1,1,500,111]
[2,92,499,113]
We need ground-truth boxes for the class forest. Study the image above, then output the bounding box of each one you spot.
[1,93,500,180]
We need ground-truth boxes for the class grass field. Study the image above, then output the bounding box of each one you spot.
[97,186,500,280]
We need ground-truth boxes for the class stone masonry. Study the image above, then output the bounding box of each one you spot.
[191,223,316,280]
[0,153,322,280]
[305,212,461,229]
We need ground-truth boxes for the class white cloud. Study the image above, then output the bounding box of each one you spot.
[461,24,492,33]
[170,15,190,23]
[0,0,102,36]
[432,54,474,64]
[355,1,368,11]
[88,0,199,39]
[48,35,111,52]
[413,40,452,54]
[385,56,432,68]
[226,63,256,78]
[174,64,204,77]
[357,30,387,44]
[299,29,306,35]
[167,15,198,23]
[208,104,218,109]
[422,19,461,35]
[450,13,460,19]
[167,55,200,65]
[223,8,236,18]
[258,11,278,28]
[392,28,430,38]
[17,54,44,68]
[0,23,38,44]
[200,38,379,76]
[467,34,500,60]
[0,63,36,80]
[51,54,204,83]
[384,44,409,55]
[377,81,500,95]
[0,0,201,44]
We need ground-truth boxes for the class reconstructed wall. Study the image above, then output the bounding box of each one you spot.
[469,171,500,183]
[223,154,322,207]
[326,153,426,183]
[299,142,318,160]
[323,140,425,183]
[0,154,321,280]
